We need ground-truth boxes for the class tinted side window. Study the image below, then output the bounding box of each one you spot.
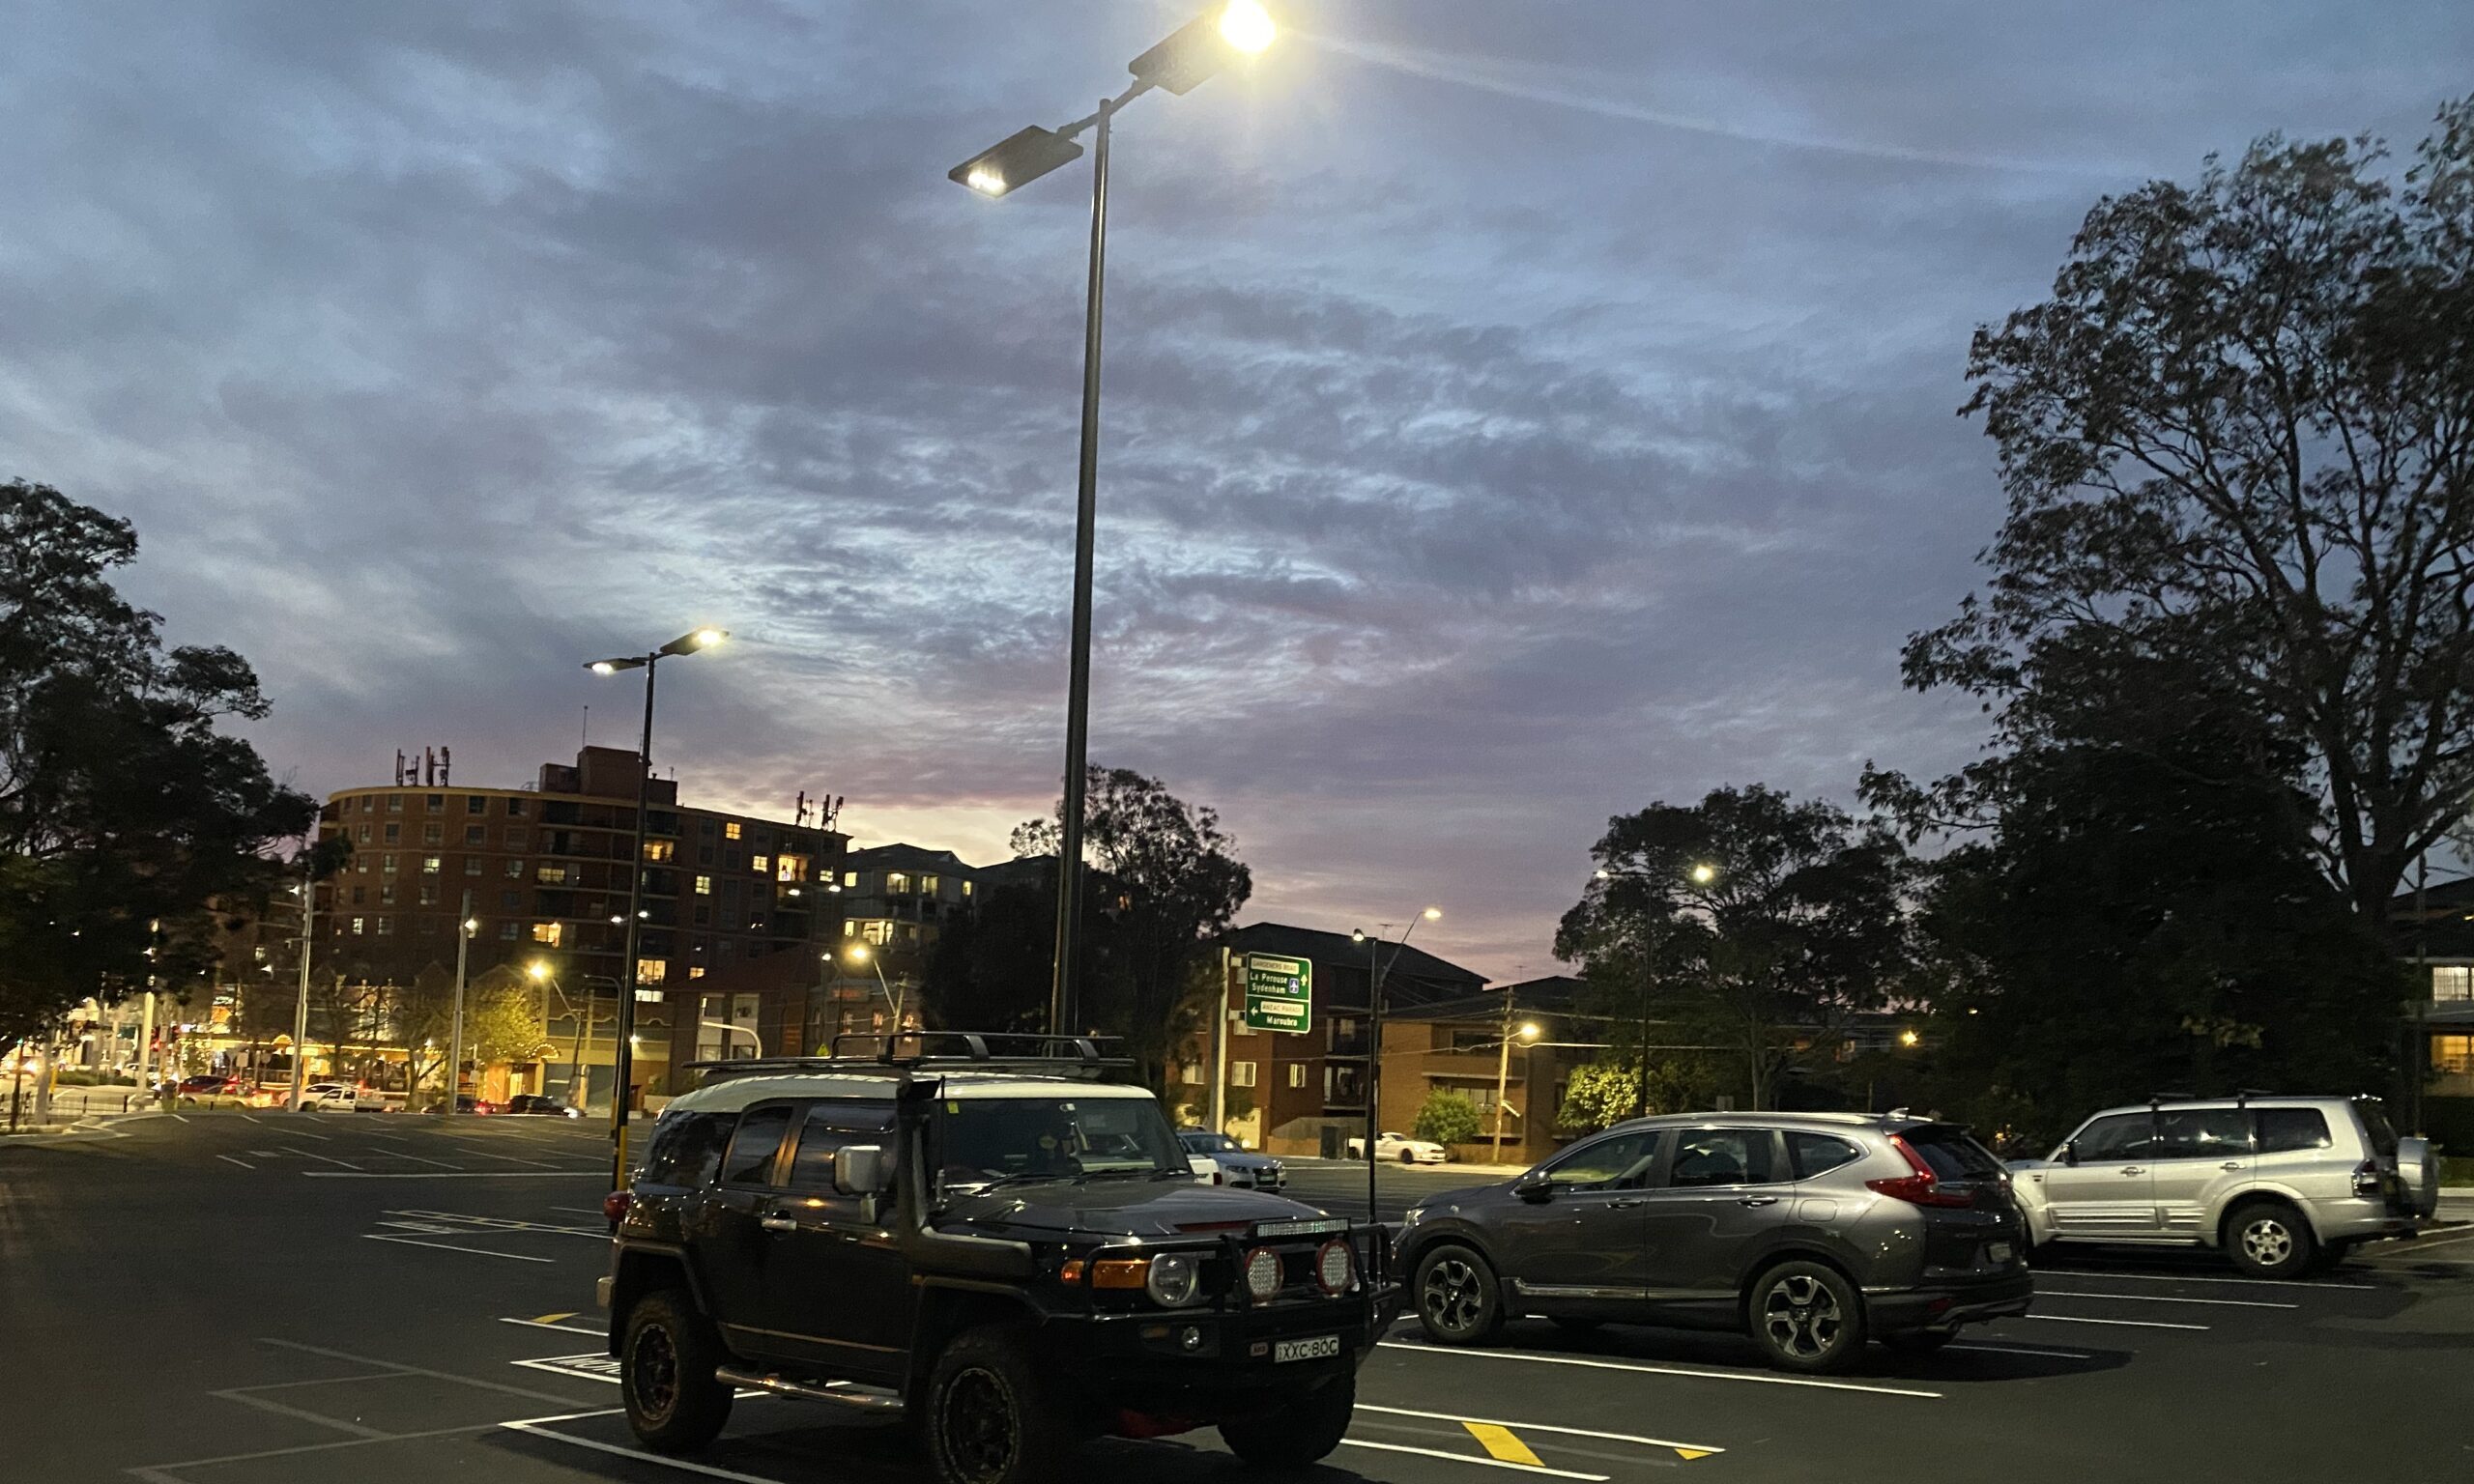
[1787,1132,1862,1179]
[2258,1108,2333,1154]
[787,1101,897,1189]
[2072,1113,2155,1161]
[721,1105,794,1185]
[2154,1109,2252,1160]
[1541,1131,1661,1189]
[1667,1129,1781,1187]
[641,1111,735,1187]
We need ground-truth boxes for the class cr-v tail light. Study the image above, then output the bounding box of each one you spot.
[1865,1134,1975,1209]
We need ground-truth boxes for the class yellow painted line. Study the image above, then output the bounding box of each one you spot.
[532,1312,579,1324]
[1677,1447,1717,1460]
[1465,1422,1542,1468]
[1360,1404,1726,1461]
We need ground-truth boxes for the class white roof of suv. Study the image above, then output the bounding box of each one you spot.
[666,1070,1155,1117]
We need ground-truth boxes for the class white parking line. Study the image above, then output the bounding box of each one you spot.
[216,1155,255,1170]
[498,1316,604,1336]
[1944,1342,2092,1360]
[360,1233,554,1263]
[2035,1289,2296,1310]
[1341,1438,1608,1479]
[1358,1404,1723,1458]
[500,1411,785,1482]
[395,1208,605,1237]
[283,1146,362,1170]
[2021,1314,2207,1331]
[1376,1341,1942,1397]
[2040,1269,2376,1292]
[2361,1230,2474,1259]
[388,1152,461,1169]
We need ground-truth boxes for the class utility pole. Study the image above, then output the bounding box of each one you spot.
[1208,947,1232,1133]
[1490,984,1518,1164]
[135,990,156,1097]
[444,890,472,1115]
[2414,859,2430,1134]
[286,855,315,1112]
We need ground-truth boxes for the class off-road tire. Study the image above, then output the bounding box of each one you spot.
[2226,1199,2316,1280]
[1218,1369,1355,1468]
[924,1327,1068,1484]
[619,1288,734,1452]
[1748,1260,1868,1375]
[1414,1242,1506,1346]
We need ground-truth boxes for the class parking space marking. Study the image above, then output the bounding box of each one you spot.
[212,1387,393,1439]
[1944,1342,2091,1359]
[1363,1404,1725,1460]
[282,1145,362,1169]
[2361,1230,2474,1259]
[1342,1438,1609,1479]
[259,1337,586,1405]
[216,1155,255,1169]
[391,1207,606,1238]
[361,1232,555,1263]
[1377,1340,1942,1397]
[501,1410,790,1482]
[500,1315,604,1335]
[2021,1314,2207,1330]
[2037,1269,2377,1292]
[1464,1422,1545,1467]
[123,1422,503,1478]
[2034,1289,2296,1309]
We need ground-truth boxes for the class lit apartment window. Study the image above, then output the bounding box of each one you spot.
[1181,1064,1203,1086]
[537,865,569,886]
[694,875,712,896]
[1230,1062,1257,1088]
[919,874,939,896]
[844,870,857,888]
[382,854,397,873]
[375,916,393,936]
[388,795,404,813]
[862,920,894,946]
[636,957,667,985]
[380,884,395,904]
[963,880,973,897]
[2434,1035,2474,1074]
[724,821,742,841]
[532,922,563,946]
[688,966,705,980]
[886,871,910,894]
[645,841,676,863]
[1287,1064,1307,1089]
[751,854,770,874]
[843,919,857,938]
[776,854,808,883]
[350,917,365,935]
[2434,966,2473,1004]
[422,855,442,874]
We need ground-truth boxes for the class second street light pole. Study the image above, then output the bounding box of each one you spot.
[444,890,473,1114]
[287,854,315,1112]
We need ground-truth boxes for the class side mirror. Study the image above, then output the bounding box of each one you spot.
[2057,1142,2079,1167]
[835,1144,895,1196]
[1512,1170,1553,1203]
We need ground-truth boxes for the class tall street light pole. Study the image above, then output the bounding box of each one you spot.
[1597,862,1718,1119]
[1352,905,1441,1224]
[286,854,315,1112]
[587,626,726,1189]
[443,892,475,1115]
[840,943,904,1029]
[948,1,1277,1038]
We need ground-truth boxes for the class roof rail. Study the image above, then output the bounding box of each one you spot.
[2147,1091,2197,1108]
[679,1031,1135,1084]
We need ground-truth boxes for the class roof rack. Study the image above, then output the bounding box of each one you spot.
[683,1031,1135,1084]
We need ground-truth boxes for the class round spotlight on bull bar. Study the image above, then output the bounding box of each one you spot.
[1242,1246,1282,1302]
[1314,1237,1356,1296]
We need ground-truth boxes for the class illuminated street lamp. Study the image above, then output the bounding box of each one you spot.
[1351,904,1440,1214]
[949,4,1276,1040]
[1596,861,1723,1117]
[839,942,904,1028]
[584,627,726,1188]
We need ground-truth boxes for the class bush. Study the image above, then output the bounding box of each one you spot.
[1413,1090,1483,1146]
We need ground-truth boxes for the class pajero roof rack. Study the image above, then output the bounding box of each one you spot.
[682,1030,1134,1083]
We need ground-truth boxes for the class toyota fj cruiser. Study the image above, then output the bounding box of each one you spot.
[595,1033,1396,1484]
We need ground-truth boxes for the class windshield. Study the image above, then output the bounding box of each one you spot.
[935,1096,1186,1192]
[1181,1132,1240,1154]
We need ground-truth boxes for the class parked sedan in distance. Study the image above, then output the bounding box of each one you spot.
[503,1094,577,1117]
[1178,1129,1286,1190]
[1347,1130,1449,1164]
[1396,1112,2032,1373]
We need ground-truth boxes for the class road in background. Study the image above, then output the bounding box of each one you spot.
[6,1115,2472,1483]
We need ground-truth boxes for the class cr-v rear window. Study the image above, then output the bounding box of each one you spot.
[1904,1125,2005,1182]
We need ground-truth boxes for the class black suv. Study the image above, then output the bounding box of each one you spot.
[596,1035,1395,1484]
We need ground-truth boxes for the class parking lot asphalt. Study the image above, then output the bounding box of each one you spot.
[6,1114,2471,1484]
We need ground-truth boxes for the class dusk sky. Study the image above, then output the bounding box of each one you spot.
[5,2,2467,981]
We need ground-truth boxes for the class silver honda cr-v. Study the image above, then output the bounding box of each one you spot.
[1395,1112,2032,1374]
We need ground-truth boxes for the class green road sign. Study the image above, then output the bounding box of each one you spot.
[1244,952,1312,1033]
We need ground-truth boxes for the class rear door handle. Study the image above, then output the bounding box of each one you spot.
[2119,1166,2145,1177]
[2219,1161,2244,1172]
[1609,1198,1646,1210]
[759,1216,797,1233]
[1738,1196,1779,1208]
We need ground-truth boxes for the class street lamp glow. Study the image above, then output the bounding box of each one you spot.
[526,960,550,982]
[964,164,1005,195]
[691,627,725,649]
[1517,1022,1541,1042]
[1690,863,1717,884]
[845,944,871,963]
[461,918,479,934]
[1422,906,1442,921]
[590,661,618,676]
[1899,1028,1920,1047]
[1219,0,1275,53]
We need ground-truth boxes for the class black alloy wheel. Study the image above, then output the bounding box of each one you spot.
[1414,1242,1505,1345]
[1749,1261,1867,1375]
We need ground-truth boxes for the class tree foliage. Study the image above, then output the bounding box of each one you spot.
[1412,1088,1483,1146]
[1898,100,2474,925]
[1011,767,1251,1093]
[1554,1057,1713,1133]
[0,480,315,1049]
[1554,785,1911,1110]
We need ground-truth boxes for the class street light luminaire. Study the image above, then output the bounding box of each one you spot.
[1690,863,1717,884]
[948,126,1083,198]
[1129,1,1276,96]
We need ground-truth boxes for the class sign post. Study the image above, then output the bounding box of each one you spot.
[1243,953,1312,1034]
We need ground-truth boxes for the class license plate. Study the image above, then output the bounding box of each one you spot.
[1273,1334,1339,1363]
[1989,1241,2014,1264]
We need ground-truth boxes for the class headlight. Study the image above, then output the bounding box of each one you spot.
[1146,1252,1204,1307]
